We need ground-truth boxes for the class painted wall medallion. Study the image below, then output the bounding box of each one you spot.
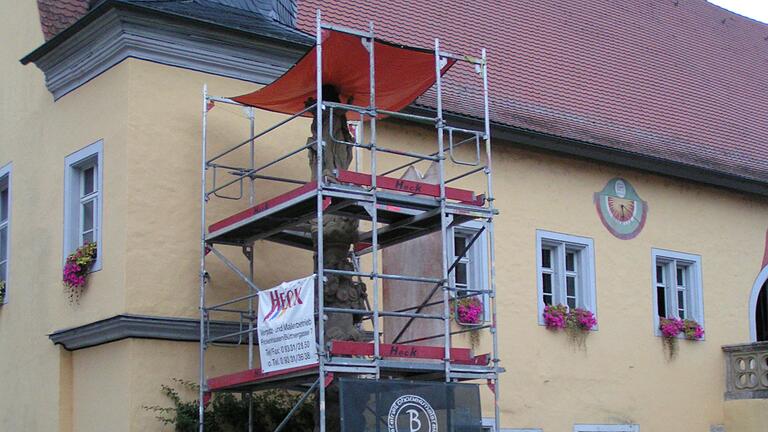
[594,178,648,239]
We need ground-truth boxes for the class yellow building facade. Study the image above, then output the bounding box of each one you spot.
[1,1,767,431]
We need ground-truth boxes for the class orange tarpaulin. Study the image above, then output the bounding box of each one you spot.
[231,30,455,116]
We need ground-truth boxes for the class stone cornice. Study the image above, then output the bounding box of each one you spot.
[49,314,246,350]
[722,341,768,353]
[22,5,308,100]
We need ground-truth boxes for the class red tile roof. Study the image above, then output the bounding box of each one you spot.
[296,1,768,183]
[37,0,89,40]
[32,1,768,184]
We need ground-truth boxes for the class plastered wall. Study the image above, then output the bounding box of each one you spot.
[2,2,768,430]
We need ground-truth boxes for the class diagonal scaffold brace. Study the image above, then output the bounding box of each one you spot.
[391,226,486,344]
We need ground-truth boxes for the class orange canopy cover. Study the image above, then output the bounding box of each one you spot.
[231,30,455,116]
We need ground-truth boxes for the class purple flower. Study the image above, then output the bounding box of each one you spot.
[682,319,704,340]
[457,297,484,325]
[543,305,598,332]
[62,242,97,290]
[543,304,568,330]
[569,308,597,331]
[659,317,685,338]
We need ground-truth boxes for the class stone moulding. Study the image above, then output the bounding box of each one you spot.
[49,314,245,350]
[22,6,308,100]
[722,341,768,400]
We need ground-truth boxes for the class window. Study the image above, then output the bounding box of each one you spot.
[536,230,596,324]
[652,248,703,333]
[574,425,638,432]
[64,141,103,271]
[449,221,490,321]
[0,163,11,303]
[482,418,539,432]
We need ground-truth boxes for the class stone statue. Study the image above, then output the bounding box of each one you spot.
[308,85,369,432]
[307,85,368,344]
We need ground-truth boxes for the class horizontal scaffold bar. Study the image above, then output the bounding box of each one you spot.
[329,340,489,365]
[207,104,316,164]
[319,22,373,38]
[323,307,443,320]
[206,327,255,344]
[336,170,483,205]
[398,324,492,345]
[207,96,241,105]
[207,364,319,392]
[323,268,444,284]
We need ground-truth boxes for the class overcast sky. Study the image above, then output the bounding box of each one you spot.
[708,0,768,23]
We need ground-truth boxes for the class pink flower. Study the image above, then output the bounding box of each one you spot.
[543,305,598,332]
[659,317,685,338]
[457,297,483,325]
[62,242,97,290]
[543,304,568,330]
[682,319,704,340]
[569,308,597,331]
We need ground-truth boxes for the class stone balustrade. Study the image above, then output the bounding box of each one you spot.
[723,341,768,400]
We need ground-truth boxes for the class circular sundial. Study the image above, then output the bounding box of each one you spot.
[594,178,648,239]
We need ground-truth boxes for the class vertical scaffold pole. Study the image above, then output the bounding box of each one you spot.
[434,39,452,383]
[248,107,256,206]
[481,47,501,428]
[247,105,255,432]
[199,84,209,432]
[315,9,326,432]
[368,21,381,380]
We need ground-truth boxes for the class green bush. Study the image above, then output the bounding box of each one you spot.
[144,379,314,431]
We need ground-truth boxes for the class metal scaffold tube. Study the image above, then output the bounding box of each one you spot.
[367,20,381,382]
[198,84,208,432]
[247,210,255,432]
[434,37,453,385]
[481,46,501,429]
[314,10,326,432]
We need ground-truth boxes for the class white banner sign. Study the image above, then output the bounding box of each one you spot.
[257,276,317,373]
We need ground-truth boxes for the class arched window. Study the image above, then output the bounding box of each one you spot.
[757,281,768,342]
[750,266,768,342]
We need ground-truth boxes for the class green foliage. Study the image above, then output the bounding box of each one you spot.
[144,378,315,432]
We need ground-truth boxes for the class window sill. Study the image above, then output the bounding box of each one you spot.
[88,261,103,273]
[537,314,600,331]
[654,331,706,342]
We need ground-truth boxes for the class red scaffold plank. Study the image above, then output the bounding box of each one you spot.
[208,182,318,233]
[329,340,488,365]
[207,363,318,391]
[336,170,483,205]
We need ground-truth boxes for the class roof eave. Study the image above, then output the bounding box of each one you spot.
[405,106,768,197]
[21,0,312,65]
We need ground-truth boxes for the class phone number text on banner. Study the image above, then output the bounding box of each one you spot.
[257,276,318,373]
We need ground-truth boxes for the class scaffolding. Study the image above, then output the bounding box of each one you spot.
[199,11,500,432]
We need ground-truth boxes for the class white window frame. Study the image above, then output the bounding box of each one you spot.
[574,425,638,432]
[0,162,12,304]
[448,220,490,321]
[651,248,704,337]
[536,230,597,326]
[482,418,539,432]
[63,140,103,271]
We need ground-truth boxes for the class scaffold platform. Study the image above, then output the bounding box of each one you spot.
[207,170,490,251]
[207,341,494,394]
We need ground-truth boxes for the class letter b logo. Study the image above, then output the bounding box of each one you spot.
[387,395,437,432]
[406,409,421,432]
